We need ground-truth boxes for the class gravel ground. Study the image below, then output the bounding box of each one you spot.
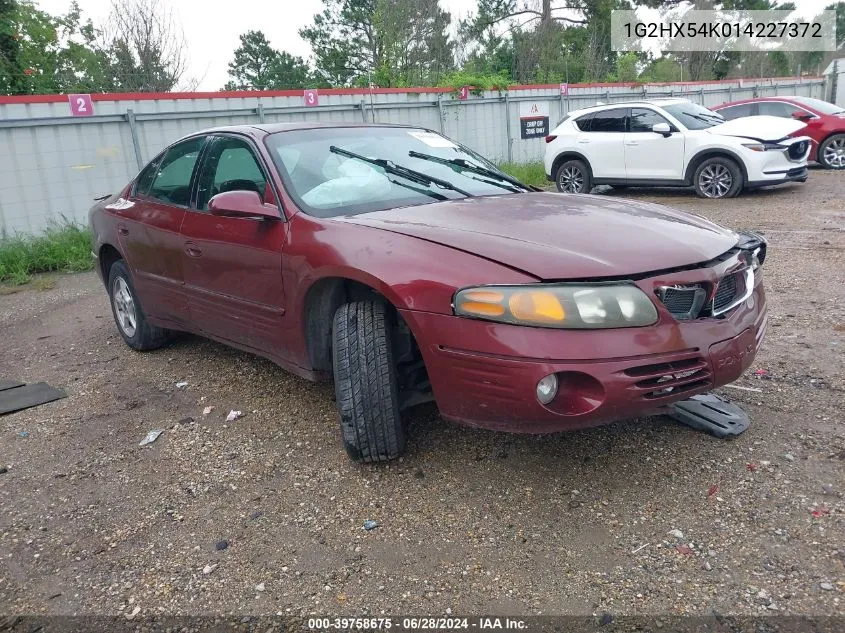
[0,171,843,621]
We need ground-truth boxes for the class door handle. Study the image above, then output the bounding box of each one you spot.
[625,141,639,146]
[117,224,128,235]
[576,138,590,144]
[185,245,202,257]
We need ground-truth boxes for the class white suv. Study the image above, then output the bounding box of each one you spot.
[544,98,811,198]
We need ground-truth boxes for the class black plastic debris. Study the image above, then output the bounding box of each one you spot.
[0,381,67,416]
[668,393,751,439]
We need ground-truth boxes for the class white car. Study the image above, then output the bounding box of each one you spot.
[544,98,811,199]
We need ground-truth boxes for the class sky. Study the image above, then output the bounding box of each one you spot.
[36,0,834,91]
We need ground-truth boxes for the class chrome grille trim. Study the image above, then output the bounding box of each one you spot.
[711,267,754,316]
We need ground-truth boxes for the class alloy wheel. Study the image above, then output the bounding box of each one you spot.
[822,137,845,168]
[698,164,733,198]
[112,277,137,337]
[558,165,584,193]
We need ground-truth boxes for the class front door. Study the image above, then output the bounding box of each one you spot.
[115,135,207,326]
[179,135,288,355]
[624,108,686,180]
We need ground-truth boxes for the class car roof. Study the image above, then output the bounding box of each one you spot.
[566,98,691,117]
[714,96,807,107]
[191,121,423,137]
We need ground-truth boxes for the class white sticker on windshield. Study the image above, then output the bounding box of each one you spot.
[408,131,457,148]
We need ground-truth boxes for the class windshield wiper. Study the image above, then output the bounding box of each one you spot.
[408,151,535,192]
[329,146,474,198]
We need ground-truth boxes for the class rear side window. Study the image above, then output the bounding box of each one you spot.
[718,104,754,120]
[146,137,206,206]
[589,108,627,133]
[574,112,594,131]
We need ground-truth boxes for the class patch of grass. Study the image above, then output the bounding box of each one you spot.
[0,223,93,285]
[498,161,549,188]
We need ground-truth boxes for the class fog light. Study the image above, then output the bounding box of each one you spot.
[536,373,559,405]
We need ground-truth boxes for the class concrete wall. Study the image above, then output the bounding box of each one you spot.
[0,76,826,234]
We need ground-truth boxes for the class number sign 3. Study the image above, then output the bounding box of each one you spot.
[69,94,94,117]
[304,89,319,107]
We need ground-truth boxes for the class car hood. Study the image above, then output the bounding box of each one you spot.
[706,115,806,142]
[335,193,740,279]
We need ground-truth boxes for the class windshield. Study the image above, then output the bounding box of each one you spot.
[265,127,525,217]
[791,96,844,115]
[662,102,725,130]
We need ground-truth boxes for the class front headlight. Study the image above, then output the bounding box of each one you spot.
[453,283,658,329]
[741,142,784,152]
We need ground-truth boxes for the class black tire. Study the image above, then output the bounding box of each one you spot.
[693,156,743,199]
[332,301,406,463]
[555,159,591,194]
[107,259,169,351]
[817,134,845,169]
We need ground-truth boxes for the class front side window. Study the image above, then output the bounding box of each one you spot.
[717,103,754,120]
[662,102,725,130]
[196,137,269,210]
[629,108,673,132]
[265,127,529,218]
[134,154,162,196]
[758,102,800,118]
[589,108,627,133]
[145,136,206,206]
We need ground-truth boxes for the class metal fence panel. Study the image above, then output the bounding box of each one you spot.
[0,77,826,234]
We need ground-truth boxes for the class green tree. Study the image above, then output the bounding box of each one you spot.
[224,30,310,90]
[300,0,454,87]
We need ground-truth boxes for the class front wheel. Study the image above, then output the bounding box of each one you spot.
[693,157,743,199]
[818,134,845,169]
[555,159,591,194]
[332,301,406,463]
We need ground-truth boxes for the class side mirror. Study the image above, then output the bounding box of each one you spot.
[208,190,280,220]
[791,110,812,121]
[652,122,672,137]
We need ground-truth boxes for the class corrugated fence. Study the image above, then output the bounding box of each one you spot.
[0,76,826,234]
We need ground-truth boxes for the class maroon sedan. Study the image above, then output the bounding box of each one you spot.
[89,123,768,462]
[713,96,845,169]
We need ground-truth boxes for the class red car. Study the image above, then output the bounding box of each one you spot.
[89,123,768,462]
[713,96,845,169]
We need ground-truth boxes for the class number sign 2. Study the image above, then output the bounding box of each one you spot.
[304,89,319,107]
[69,94,94,117]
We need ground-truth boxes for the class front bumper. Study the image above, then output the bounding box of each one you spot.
[401,265,767,434]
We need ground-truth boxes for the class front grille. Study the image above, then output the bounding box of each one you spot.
[788,140,808,160]
[656,284,707,320]
[713,274,738,312]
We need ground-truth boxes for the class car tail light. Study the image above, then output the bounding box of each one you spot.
[545,135,557,143]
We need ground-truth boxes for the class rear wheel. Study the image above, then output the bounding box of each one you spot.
[818,134,845,169]
[332,301,406,463]
[107,260,169,351]
[555,159,591,194]
[693,157,742,199]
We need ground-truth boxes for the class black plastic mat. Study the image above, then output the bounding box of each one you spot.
[0,382,67,415]
[0,380,25,392]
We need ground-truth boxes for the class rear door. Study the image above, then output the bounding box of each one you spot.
[624,107,685,180]
[179,134,288,354]
[716,103,756,120]
[576,108,627,178]
[116,135,207,327]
